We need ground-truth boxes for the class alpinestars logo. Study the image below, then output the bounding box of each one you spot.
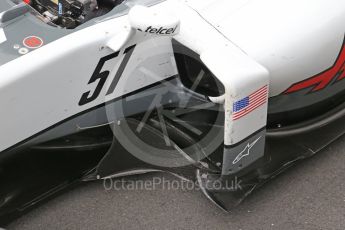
[284,37,345,94]
[232,136,261,165]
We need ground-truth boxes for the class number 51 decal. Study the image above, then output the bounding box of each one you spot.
[79,44,136,106]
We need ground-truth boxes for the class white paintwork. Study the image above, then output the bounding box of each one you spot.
[106,23,133,52]
[169,0,269,145]
[170,0,343,144]
[184,0,345,96]
[201,46,269,145]
[0,0,344,151]
[0,11,177,152]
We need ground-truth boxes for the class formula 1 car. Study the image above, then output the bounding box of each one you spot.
[0,0,344,224]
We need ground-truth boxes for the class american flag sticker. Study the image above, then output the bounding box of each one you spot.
[232,85,268,121]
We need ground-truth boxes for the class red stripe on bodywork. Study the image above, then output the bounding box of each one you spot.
[284,37,345,94]
[336,62,345,81]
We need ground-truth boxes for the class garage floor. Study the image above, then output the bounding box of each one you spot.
[8,135,345,230]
